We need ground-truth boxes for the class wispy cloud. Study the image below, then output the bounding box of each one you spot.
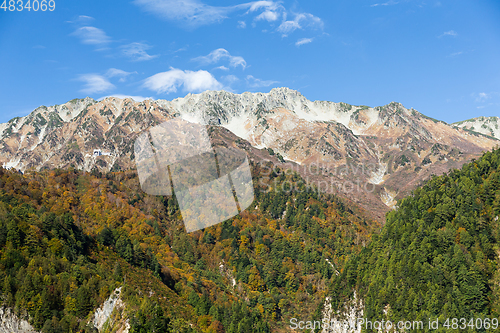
[371,0,399,7]
[448,51,463,57]
[121,42,158,61]
[66,15,95,24]
[133,0,322,37]
[438,30,458,38]
[245,1,282,12]
[471,92,500,111]
[71,26,111,45]
[76,68,137,93]
[76,15,94,23]
[70,17,158,62]
[255,10,279,22]
[477,92,489,102]
[173,47,188,53]
[246,74,278,88]
[295,37,313,47]
[143,67,223,94]
[277,13,323,37]
[248,1,285,24]
[223,75,240,84]
[193,48,247,69]
[133,0,236,28]
[473,92,494,103]
[105,68,137,82]
[77,74,115,94]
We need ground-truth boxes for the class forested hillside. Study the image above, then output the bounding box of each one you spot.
[0,160,379,332]
[330,148,500,332]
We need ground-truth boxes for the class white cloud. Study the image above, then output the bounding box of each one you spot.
[77,74,115,94]
[478,92,488,101]
[66,15,95,24]
[471,92,500,106]
[474,92,490,103]
[223,75,240,84]
[193,48,247,69]
[216,66,230,71]
[77,68,135,93]
[133,0,235,28]
[246,75,278,88]
[439,30,458,38]
[173,47,188,53]
[71,26,111,45]
[371,0,399,7]
[105,68,137,82]
[132,0,320,37]
[295,37,313,47]
[77,15,94,23]
[248,1,284,23]
[278,20,300,36]
[228,56,247,69]
[99,94,153,102]
[448,51,463,57]
[255,10,279,22]
[121,42,158,61]
[277,13,323,37]
[143,68,223,94]
[246,1,280,12]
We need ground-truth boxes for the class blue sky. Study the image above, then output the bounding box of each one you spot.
[0,0,499,124]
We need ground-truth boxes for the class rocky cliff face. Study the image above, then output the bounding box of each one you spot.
[91,287,129,333]
[0,307,39,333]
[318,295,364,333]
[0,289,129,333]
[0,88,497,221]
[453,116,500,140]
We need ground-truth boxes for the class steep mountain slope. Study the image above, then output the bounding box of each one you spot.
[327,148,500,332]
[169,89,499,219]
[0,155,378,332]
[0,97,172,172]
[0,88,497,221]
[454,116,500,140]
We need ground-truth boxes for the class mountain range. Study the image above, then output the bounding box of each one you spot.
[1,88,498,221]
[1,88,500,333]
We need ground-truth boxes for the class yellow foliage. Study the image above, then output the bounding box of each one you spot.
[255,243,267,256]
[65,296,77,313]
[48,238,63,255]
[197,315,212,329]
[70,282,78,292]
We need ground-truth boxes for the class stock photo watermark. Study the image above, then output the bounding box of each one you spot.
[1,0,55,11]
[257,160,380,194]
[134,118,384,232]
[290,317,500,331]
[134,118,254,233]
[258,175,377,195]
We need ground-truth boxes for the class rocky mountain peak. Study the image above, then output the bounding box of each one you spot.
[0,89,498,221]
